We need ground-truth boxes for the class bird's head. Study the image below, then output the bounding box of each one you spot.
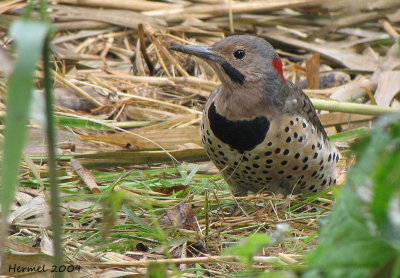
[170,35,286,90]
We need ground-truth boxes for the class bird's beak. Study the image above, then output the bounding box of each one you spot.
[169,44,222,63]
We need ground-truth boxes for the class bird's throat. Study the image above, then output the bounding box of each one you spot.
[213,84,271,120]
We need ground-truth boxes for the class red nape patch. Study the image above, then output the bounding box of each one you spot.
[273,57,286,83]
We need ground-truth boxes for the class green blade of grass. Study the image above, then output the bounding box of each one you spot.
[328,127,367,141]
[1,20,50,224]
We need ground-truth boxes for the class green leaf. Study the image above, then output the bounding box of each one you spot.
[257,272,294,278]
[371,120,400,243]
[226,233,273,266]
[122,205,154,232]
[304,114,400,278]
[55,116,111,129]
[183,164,200,185]
[147,262,167,278]
[1,20,51,215]
[328,127,367,141]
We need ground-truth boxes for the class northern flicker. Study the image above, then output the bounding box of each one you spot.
[170,35,339,196]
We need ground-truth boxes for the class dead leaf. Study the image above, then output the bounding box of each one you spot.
[330,76,377,102]
[152,185,189,195]
[166,202,197,231]
[8,197,50,226]
[3,239,41,255]
[375,71,400,107]
[264,33,379,71]
[39,227,54,257]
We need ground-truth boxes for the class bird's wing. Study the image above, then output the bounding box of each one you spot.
[284,82,328,140]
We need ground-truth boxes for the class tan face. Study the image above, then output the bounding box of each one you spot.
[169,35,284,87]
[169,35,287,119]
[209,36,278,85]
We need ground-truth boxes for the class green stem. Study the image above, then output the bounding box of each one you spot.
[43,36,64,277]
[311,99,399,115]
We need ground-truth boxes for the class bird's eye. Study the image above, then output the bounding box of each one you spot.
[233,49,246,59]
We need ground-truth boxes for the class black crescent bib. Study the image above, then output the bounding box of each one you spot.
[208,102,270,153]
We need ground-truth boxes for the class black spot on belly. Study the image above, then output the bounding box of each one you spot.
[312,171,318,177]
[208,102,270,152]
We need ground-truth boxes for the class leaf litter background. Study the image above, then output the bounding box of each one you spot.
[0,0,400,277]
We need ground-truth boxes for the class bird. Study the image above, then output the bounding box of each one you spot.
[170,35,340,196]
